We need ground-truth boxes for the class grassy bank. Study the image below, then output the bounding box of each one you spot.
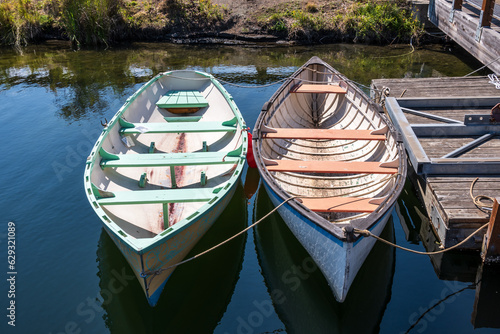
[0,0,424,48]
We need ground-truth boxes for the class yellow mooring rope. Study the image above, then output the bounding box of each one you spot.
[356,177,495,255]
[144,177,496,278]
[142,195,300,278]
[354,223,488,256]
[470,177,495,212]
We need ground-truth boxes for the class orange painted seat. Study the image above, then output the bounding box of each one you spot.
[261,127,386,141]
[291,84,347,94]
[299,196,380,213]
[264,159,398,174]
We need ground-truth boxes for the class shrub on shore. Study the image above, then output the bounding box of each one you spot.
[60,0,123,48]
[257,0,423,43]
[0,0,50,48]
[338,0,424,43]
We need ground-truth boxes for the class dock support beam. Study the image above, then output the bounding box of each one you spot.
[482,198,500,263]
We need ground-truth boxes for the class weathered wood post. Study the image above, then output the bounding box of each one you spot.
[449,0,463,21]
[476,0,496,40]
[453,0,463,9]
[480,0,496,27]
[482,197,500,263]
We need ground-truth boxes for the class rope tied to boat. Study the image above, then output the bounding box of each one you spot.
[140,195,301,279]
[353,223,489,255]
[352,176,495,255]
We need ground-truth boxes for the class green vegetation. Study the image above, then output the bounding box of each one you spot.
[338,0,424,43]
[0,0,228,48]
[60,0,123,48]
[0,0,424,48]
[257,0,424,43]
[0,0,51,48]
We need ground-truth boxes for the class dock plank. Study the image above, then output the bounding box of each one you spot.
[374,75,500,249]
[371,76,500,101]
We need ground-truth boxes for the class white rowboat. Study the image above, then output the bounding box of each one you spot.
[252,56,406,302]
[84,70,248,306]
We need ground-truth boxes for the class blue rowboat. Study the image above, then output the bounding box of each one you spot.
[84,70,247,306]
[252,56,406,302]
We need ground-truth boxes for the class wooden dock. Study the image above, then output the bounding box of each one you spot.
[372,76,500,250]
[428,0,500,74]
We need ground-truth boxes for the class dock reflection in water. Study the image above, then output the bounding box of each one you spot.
[96,182,247,334]
[254,186,395,334]
[397,179,500,331]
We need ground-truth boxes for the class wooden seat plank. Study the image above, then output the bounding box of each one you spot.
[100,151,240,168]
[156,90,209,109]
[97,188,217,205]
[291,84,347,94]
[300,197,378,213]
[119,121,237,134]
[265,159,398,174]
[262,127,386,141]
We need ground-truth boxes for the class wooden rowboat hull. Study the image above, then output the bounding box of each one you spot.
[103,183,237,306]
[84,70,247,306]
[253,56,406,301]
[263,181,394,301]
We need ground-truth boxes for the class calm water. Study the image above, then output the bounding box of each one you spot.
[1,41,499,334]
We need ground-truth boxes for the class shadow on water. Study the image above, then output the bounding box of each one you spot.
[397,179,482,282]
[254,186,395,334]
[96,181,247,334]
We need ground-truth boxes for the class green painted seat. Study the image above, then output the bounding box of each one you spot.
[118,117,237,135]
[156,90,209,109]
[96,187,218,205]
[99,146,242,168]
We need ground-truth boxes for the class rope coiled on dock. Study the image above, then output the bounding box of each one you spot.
[470,177,495,213]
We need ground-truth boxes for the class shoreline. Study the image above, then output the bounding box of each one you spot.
[1,0,432,49]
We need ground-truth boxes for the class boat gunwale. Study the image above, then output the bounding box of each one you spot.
[253,56,407,242]
[84,70,247,253]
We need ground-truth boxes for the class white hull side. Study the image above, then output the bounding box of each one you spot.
[263,181,394,302]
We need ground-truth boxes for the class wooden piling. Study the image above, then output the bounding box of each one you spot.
[482,198,500,263]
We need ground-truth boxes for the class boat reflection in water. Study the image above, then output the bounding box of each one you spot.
[96,183,247,333]
[254,186,395,334]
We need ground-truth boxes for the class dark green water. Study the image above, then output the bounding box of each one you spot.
[0,41,498,334]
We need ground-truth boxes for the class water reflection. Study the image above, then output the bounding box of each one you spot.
[472,264,500,329]
[254,186,395,334]
[96,182,247,334]
[397,179,500,330]
[0,41,483,123]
